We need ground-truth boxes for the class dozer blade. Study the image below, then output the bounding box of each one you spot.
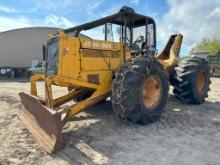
[19,92,63,153]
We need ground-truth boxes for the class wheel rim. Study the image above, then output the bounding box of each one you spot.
[196,69,207,93]
[141,75,162,110]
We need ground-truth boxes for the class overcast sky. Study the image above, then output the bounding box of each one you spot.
[0,0,220,55]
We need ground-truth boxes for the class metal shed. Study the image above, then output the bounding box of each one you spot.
[209,54,220,77]
[0,27,59,68]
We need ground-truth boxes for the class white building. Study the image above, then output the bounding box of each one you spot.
[0,27,59,69]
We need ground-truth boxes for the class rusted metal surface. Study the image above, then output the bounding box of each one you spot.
[19,92,63,153]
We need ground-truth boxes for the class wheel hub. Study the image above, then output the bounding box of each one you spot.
[141,75,162,110]
[196,70,207,93]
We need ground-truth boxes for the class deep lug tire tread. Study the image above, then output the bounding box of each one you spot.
[171,57,211,104]
[111,57,169,124]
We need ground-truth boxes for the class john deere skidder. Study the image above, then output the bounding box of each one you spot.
[19,6,211,153]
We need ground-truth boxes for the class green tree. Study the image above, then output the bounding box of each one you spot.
[191,38,220,55]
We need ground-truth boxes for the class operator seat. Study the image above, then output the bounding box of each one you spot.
[131,36,145,53]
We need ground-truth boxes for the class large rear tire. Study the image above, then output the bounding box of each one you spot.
[111,57,169,124]
[171,57,211,104]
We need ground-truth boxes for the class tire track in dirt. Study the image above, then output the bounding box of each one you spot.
[0,79,220,165]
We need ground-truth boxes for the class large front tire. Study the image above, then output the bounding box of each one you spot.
[171,57,211,104]
[111,57,169,124]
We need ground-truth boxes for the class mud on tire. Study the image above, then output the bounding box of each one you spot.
[171,57,211,104]
[111,56,169,124]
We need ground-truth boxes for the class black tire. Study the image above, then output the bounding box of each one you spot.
[67,88,105,103]
[111,56,169,124]
[67,87,93,102]
[171,57,211,104]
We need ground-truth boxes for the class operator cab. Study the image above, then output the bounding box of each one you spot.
[45,6,156,76]
[64,6,156,56]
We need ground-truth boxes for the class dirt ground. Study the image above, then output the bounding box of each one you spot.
[0,78,220,165]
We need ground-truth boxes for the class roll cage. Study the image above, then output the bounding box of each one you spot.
[63,6,157,55]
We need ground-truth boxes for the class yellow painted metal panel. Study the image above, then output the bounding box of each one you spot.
[58,37,81,79]
[80,70,113,85]
[79,38,121,51]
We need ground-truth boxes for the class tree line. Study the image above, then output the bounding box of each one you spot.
[190,38,220,55]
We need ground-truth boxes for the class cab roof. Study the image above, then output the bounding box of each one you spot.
[64,6,156,34]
